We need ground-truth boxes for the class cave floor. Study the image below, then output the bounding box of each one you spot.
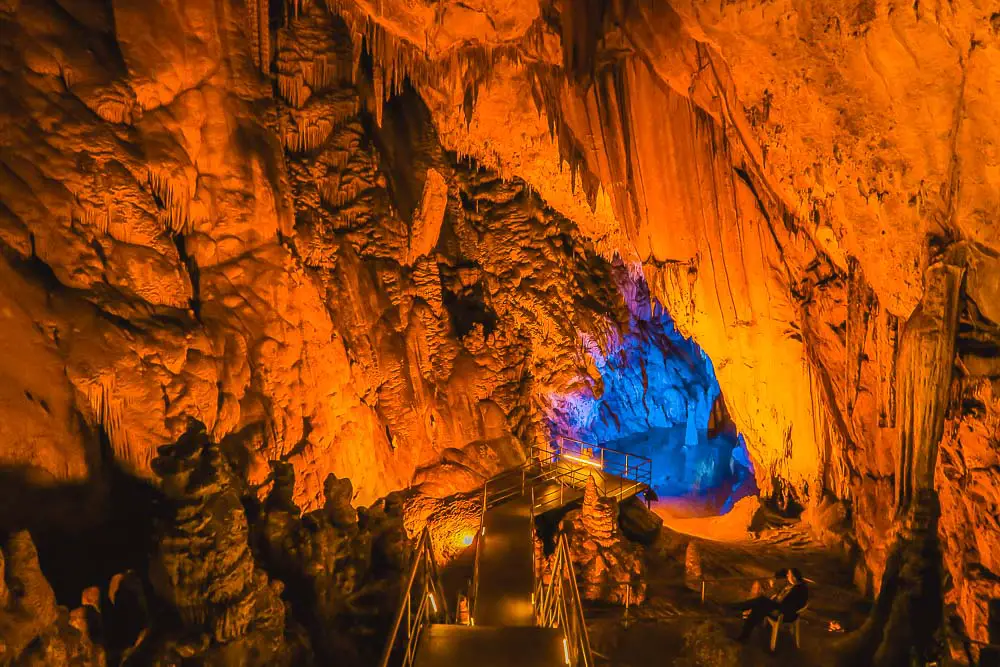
[586,516,868,666]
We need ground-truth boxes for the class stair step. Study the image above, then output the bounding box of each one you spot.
[413,625,566,667]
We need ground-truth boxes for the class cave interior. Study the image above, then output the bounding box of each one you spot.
[1,0,999,665]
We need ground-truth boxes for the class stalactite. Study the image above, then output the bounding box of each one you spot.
[146,168,194,233]
[846,256,876,416]
[84,376,132,465]
[894,262,964,512]
[324,0,525,126]
[278,73,311,107]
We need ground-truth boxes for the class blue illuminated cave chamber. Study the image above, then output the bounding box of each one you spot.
[549,271,755,514]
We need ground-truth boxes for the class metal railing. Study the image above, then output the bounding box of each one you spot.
[469,483,489,621]
[378,527,449,667]
[532,435,653,505]
[534,533,594,667]
[468,437,652,625]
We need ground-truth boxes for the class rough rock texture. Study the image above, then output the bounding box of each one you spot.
[0,0,640,526]
[556,474,646,605]
[321,0,1000,651]
[142,423,292,665]
[2,0,999,657]
[545,268,750,498]
[252,461,409,667]
[0,532,105,666]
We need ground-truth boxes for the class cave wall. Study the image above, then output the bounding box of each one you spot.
[0,0,634,531]
[315,0,999,647]
[1,0,999,652]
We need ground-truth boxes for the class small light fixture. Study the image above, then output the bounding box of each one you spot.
[461,533,474,547]
[428,593,438,614]
[562,637,570,665]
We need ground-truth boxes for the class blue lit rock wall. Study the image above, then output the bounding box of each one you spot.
[546,268,753,504]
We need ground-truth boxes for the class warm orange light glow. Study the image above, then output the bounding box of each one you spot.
[563,636,570,665]
[428,593,438,614]
[561,453,602,469]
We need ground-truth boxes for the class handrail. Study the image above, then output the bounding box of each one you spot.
[535,436,654,497]
[378,527,448,667]
[534,534,594,667]
[553,435,653,462]
[470,483,487,622]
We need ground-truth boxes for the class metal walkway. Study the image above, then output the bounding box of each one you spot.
[474,497,535,626]
[380,437,653,667]
[411,623,565,667]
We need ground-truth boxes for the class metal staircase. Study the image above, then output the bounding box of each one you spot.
[379,437,651,667]
[378,527,450,667]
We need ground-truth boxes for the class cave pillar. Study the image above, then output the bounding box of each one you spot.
[894,262,964,512]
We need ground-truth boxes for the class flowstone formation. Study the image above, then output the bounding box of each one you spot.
[554,474,646,605]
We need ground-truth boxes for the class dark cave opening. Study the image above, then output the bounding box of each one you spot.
[442,280,499,339]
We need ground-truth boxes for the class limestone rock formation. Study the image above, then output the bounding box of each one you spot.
[618,496,663,546]
[1,0,998,657]
[0,532,105,666]
[253,463,409,667]
[557,475,647,605]
[144,423,291,665]
[325,0,1000,649]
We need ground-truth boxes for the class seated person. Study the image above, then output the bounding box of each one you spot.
[734,567,808,642]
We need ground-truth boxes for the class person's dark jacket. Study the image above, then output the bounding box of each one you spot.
[776,582,809,620]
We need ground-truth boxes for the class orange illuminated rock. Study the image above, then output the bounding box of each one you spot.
[557,475,647,605]
[0,0,998,654]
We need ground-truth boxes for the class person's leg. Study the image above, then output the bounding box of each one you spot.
[737,599,778,641]
[731,595,768,612]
